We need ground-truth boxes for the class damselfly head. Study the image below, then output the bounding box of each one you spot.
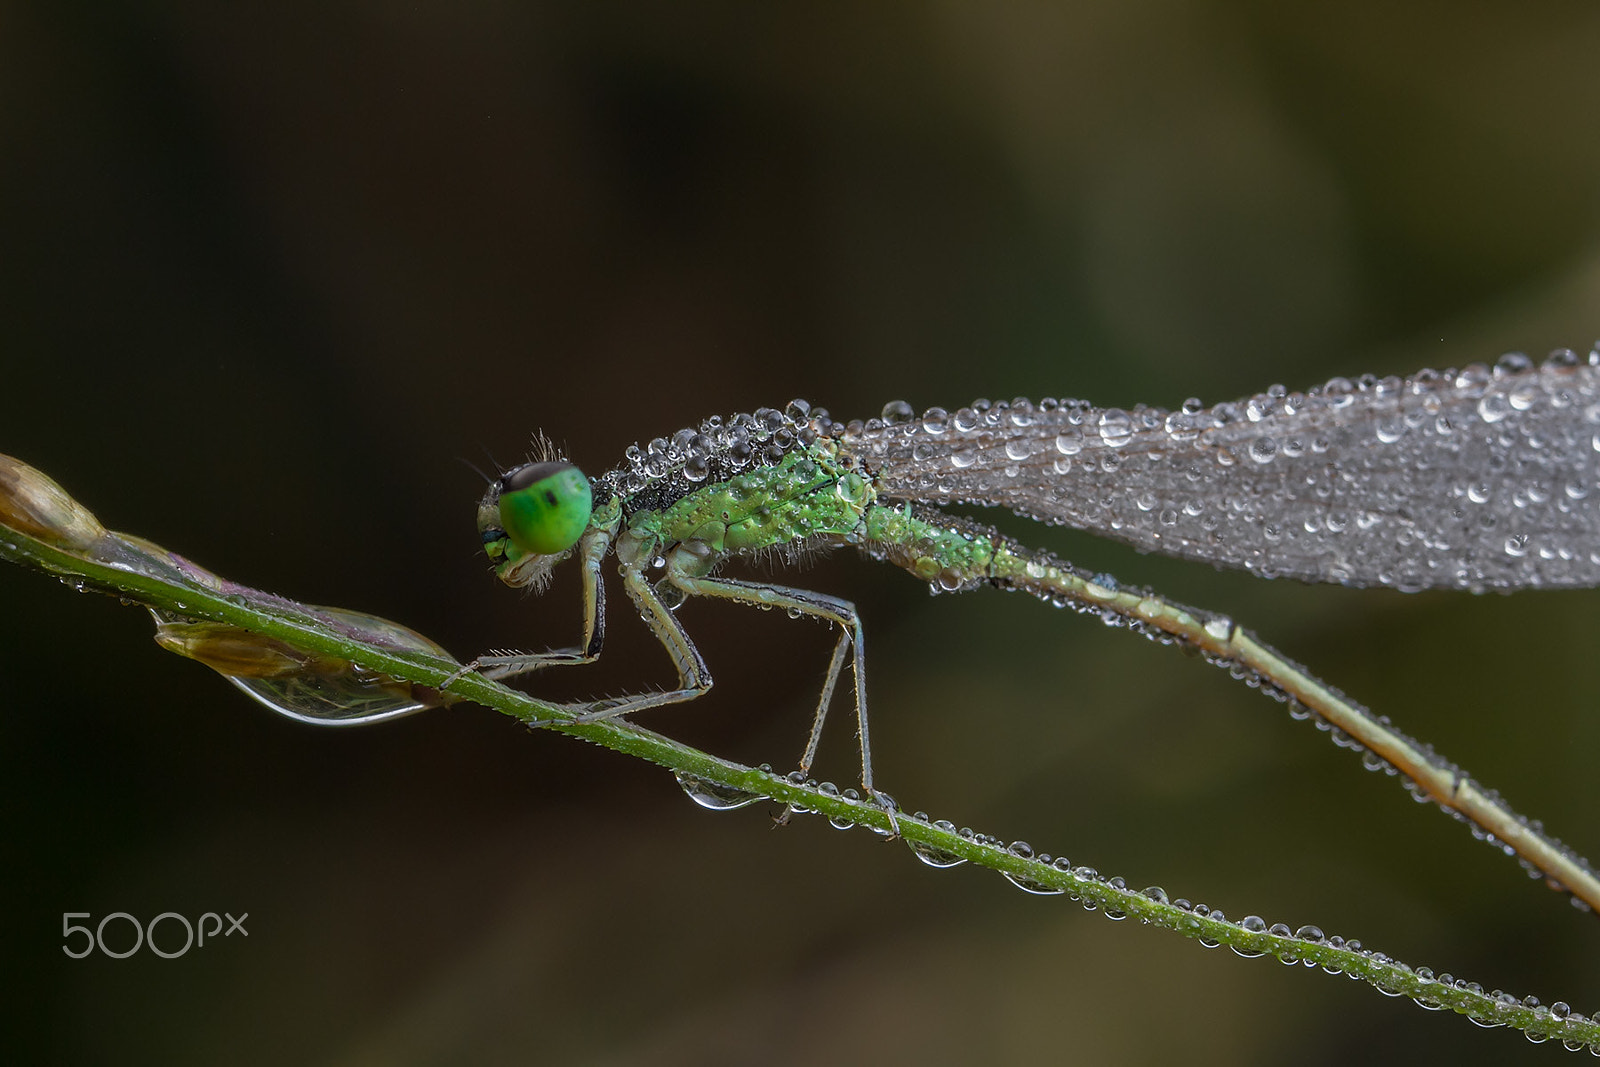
[478,458,593,590]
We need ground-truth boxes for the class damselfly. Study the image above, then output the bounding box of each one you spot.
[464,348,1600,906]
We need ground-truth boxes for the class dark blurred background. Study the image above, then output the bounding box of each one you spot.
[4,3,1600,1063]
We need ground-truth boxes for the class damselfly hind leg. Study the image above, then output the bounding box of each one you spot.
[668,574,898,837]
[551,565,898,835]
[552,563,712,723]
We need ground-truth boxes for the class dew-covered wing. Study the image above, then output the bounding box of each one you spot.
[838,352,1600,591]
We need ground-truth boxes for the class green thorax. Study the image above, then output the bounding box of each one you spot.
[611,444,876,574]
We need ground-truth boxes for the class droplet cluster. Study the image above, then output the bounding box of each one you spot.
[841,348,1600,591]
[603,399,844,513]
[674,775,1600,1049]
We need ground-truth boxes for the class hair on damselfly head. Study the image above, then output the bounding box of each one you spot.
[458,455,497,488]
[523,430,567,467]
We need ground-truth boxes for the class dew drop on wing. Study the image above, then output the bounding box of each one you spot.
[880,399,914,423]
[1098,408,1134,447]
[850,353,1600,593]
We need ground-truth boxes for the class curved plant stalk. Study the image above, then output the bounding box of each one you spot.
[1,451,1597,1051]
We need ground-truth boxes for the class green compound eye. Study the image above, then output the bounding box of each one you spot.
[497,461,592,555]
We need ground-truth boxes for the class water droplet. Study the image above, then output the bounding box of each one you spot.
[820,784,855,829]
[908,839,968,868]
[1083,579,1117,601]
[833,472,869,506]
[1098,409,1134,448]
[880,400,913,423]
[1248,437,1277,464]
[1002,871,1067,895]
[674,772,763,810]
[1163,410,1199,442]
[1496,351,1533,375]
[1478,393,1511,423]
[1231,914,1268,957]
[1286,921,1324,947]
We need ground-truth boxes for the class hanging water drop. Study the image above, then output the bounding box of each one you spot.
[674,772,763,810]
[908,838,969,869]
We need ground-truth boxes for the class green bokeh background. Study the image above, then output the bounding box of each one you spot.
[4,4,1600,1063]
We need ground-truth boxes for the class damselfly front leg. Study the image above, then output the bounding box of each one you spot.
[473,522,611,683]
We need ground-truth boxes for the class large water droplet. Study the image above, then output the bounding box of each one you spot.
[674,772,763,810]
[880,399,914,423]
[1231,914,1268,957]
[1478,393,1511,423]
[1098,409,1134,448]
[998,870,1062,895]
[908,838,968,868]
